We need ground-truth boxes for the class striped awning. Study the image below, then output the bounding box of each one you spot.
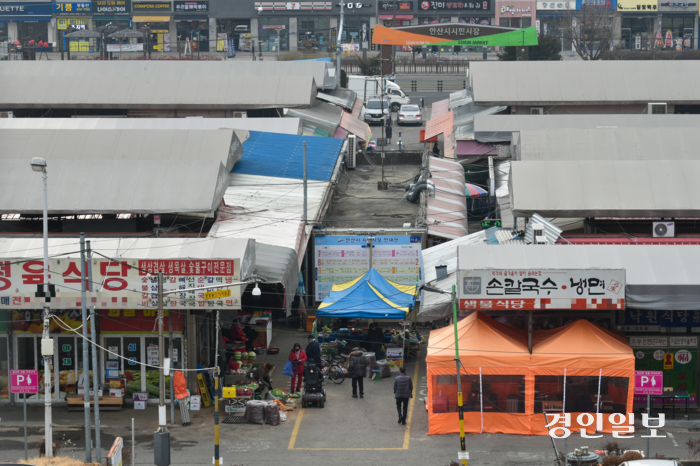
[427,156,468,239]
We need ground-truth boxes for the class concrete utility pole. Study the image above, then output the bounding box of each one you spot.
[336,1,345,87]
[157,271,166,428]
[80,234,91,463]
[86,241,101,463]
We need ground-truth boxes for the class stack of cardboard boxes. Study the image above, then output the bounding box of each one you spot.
[189,395,201,411]
[133,391,148,409]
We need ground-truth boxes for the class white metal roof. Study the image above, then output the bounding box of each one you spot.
[470,61,700,105]
[0,237,256,279]
[456,244,700,309]
[0,117,303,136]
[427,156,468,239]
[510,160,700,218]
[0,61,318,109]
[515,127,700,161]
[474,114,700,143]
[0,128,235,214]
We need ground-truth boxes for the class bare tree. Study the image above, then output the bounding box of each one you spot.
[557,5,620,60]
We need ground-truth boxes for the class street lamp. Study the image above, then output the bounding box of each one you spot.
[31,157,53,458]
[420,283,466,466]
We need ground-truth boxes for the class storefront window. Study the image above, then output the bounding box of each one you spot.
[343,16,370,46]
[176,19,209,52]
[0,22,8,42]
[620,17,656,50]
[135,21,171,51]
[259,16,289,52]
[432,374,525,413]
[418,16,452,24]
[0,336,8,399]
[459,17,491,24]
[661,16,694,50]
[499,17,531,27]
[298,16,330,51]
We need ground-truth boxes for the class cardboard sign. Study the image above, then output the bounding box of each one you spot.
[635,370,663,395]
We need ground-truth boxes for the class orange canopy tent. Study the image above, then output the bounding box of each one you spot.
[426,312,634,436]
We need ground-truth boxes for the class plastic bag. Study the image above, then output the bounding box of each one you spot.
[279,411,287,422]
[283,361,294,377]
[244,400,267,425]
[377,360,392,378]
[264,401,281,426]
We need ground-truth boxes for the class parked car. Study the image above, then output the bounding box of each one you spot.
[397,104,423,126]
[364,97,391,126]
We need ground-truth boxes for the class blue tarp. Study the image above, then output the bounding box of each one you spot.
[233,131,344,181]
[316,268,416,319]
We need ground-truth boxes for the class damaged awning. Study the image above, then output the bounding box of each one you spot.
[285,99,344,136]
[317,88,358,110]
[427,156,468,240]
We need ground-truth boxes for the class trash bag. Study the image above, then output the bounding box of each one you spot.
[377,360,391,378]
[265,401,281,426]
[283,361,295,377]
[244,400,267,425]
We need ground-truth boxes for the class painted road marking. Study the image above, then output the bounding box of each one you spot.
[288,362,420,451]
[668,432,679,447]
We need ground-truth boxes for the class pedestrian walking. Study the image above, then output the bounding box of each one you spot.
[348,348,367,399]
[288,343,308,394]
[394,366,413,425]
[385,119,393,144]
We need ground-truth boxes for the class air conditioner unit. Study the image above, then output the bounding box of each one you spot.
[346,135,357,169]
[531,222,547,244]
[648,103,667,115]
[0,111,13,118]
[653,221,675,238]
[530,107,544,115]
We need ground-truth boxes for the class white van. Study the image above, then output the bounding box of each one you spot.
[347,75,410,112]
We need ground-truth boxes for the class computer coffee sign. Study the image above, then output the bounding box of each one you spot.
[458,269,625,311]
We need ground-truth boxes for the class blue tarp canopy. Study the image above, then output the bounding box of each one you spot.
[316,268,417,319]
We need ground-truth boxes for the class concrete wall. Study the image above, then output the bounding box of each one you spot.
[512,104,673,115]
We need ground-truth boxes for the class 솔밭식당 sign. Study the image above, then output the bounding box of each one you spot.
[458,269,625,311]
[10,369,39,394]
[314,235,422,302]
[635,370,663,396]
[0,258,241,310]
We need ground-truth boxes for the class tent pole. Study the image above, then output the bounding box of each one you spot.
[527,311,532,354]
[452,285,467,466]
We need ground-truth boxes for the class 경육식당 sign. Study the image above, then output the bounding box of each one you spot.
[458,269,625,311]
[635,370,663,395]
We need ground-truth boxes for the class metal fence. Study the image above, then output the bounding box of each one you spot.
[341,55,472,74]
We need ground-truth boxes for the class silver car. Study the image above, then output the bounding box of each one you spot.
[397,104,422,125]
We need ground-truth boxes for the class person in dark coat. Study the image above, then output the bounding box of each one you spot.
[347,348,367,399]
[432,141,440,157]
[305,335,322,366]
[393,366,413,425]
[253,363,275,391]
[364,323,385,356]
[385,119,393,143]
[242,324,259,353]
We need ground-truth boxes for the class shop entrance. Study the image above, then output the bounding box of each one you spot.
[18,22,49,43]
[102,334,182,400]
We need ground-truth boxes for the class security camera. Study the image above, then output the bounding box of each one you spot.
[252,283,261,301]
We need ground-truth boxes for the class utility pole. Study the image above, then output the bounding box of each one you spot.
[154,270,170,466]
[366,236,374,270]
[452,284,467,466]
[169,307,175,426]
[86,241,101,463]
[80,234,91,462]
[214,311,221,466]
[336,1,345,87]
[303,141,309,306]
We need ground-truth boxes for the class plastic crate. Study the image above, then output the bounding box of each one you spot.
[306,316,316,332]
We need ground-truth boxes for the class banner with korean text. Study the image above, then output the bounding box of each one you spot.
[458,269,625,311]
[0,258,241,310]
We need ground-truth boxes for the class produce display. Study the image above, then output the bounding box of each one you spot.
[125,370,170,398]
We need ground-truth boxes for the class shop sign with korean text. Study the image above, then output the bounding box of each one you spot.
[132,1,171,11]
[174,0,208,12]
[576,0,616,8]
[94,0,131,13]
[618,310,700,328]
[616,0,656,10]
[0,258,241,310]
[630,336,668,347]
[419,0,490,10]
[53,2,92,14]
[458,269,625,311]
[537,1,574,10]
[379,0,414,10]
[0,3,53,16]
[658,0,695,10]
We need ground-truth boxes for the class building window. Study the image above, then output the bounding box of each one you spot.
[499,17,531,28]
[298,16,330,51]
[259,16,289,51]
[459,17,491,25]
[343,16,371,44]
[661,16,694,50]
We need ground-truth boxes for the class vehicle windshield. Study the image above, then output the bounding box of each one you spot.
[367,100,389,109]
[401,106,419,112]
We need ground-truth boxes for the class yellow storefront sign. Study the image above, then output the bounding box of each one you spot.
[57,17,90,30]
[617,0,657,11]
[69,39,90,52]
[204,288,232,300]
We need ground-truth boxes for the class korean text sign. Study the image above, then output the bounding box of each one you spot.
[94,0,131,13]
[0,258,241,310]
[635,370,663,395]
[458,269,625,311]
[53,2,92,14]
[10,369,39,394]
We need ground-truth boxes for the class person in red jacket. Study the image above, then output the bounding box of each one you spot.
[288,343,308,394]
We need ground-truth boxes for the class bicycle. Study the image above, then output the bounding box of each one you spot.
[321,353,347,384]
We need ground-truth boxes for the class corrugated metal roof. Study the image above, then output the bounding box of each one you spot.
[470,61,700,105]
[0,61,317,109]
[431,99,450,119]
[427,156,468,239]
[449,89,472,110]
[351,97,365,118]
[453,102,508,140]
[0,128,234,214]
[340,111,372,142]
[285,99,344,135]
[524,213,562,245]
[444,132,455,160]
[233,131,344,181]
[317,87,357,109]
[511,160,700,218]
[516,127,700,161]
[418,229,487,321]
[425,110,454,141]
[474,114,700,143]
[0,237,256,280]
[485,228,522,245]
[557,237,700,245]
[224,174,332,226]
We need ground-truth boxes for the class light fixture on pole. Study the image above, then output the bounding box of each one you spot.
[31,156,53,458]
[420,283,467,466]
